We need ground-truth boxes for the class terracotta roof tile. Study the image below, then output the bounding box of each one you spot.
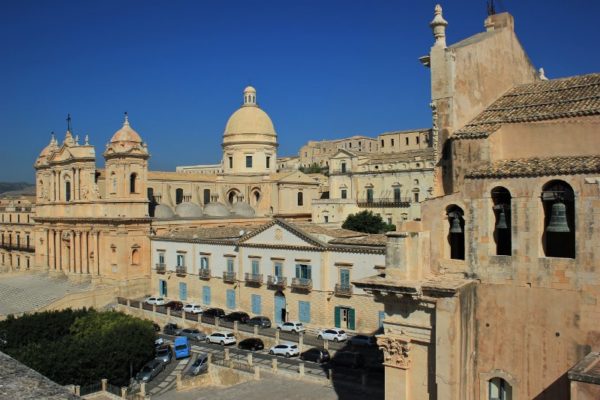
[466,155,600,179]
[455,73,600,139]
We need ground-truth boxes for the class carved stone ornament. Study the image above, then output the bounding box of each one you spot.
[61,231,72,242]
[377,334,412,370]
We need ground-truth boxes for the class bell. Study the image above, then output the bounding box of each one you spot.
[449,215,462,234]
[495,209,508,230]
[546,201,570,233]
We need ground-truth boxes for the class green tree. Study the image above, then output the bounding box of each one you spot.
[342,210,396,234]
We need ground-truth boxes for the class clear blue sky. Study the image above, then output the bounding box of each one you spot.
[1,0,598,182]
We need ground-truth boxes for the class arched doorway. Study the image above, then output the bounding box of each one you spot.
[274,291,286,325]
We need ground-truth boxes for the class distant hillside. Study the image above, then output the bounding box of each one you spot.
[0,182,34,195]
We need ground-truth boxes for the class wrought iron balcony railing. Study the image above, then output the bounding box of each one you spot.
[155,263,166,274]
[357,198,411,208]
[334,283,353,297]
[291,277,312,290]
[175,265,187,276]
[267,275,287,288]
[223,271,237,283]
[0,243,35,252]
[198,268,211,279]
[245,273,263,284]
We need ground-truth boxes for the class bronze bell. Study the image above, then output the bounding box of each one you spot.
[547,201,570,233]
[449,215,462,234]
[496,209,508,230]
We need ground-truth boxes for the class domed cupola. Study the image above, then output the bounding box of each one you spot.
[104,113,149,160]
[35,133,59,169]
[222,87,278,175]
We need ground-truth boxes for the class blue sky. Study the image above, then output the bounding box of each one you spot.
[1,0,598,182]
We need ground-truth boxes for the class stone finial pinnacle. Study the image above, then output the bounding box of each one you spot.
[430,4,448,48]
[539,68,548,81]
[84,134,89,145]
[123,111,129,126]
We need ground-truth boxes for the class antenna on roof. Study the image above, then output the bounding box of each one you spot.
[487,0,496,16]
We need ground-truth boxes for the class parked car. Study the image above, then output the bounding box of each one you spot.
[136,360,164,382]
[223,311,250,323]
[277,321,306,333]
[155,337,164,347]
[317,328,348,342]
[145,297,166,306]
[164,300,184,310]
[183,304,203,314]
[174,336,191,359]
[180,328,207,342]
[189,353,209,375]
[152,323,161,332]
[246,316,271,328]
[163,323,182,336]
[201,308,226,322]
[269,343,299,358]
[330,351,365,369]
[238,338,264,351]
[300,347,330,364]
[206,331,236,345]
[349,334,377,347]
[155,344,172,364]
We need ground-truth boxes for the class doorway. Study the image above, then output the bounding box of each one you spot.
[334,306,355,330]
[274,291,286,325]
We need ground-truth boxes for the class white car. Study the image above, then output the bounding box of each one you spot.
[183,304,203,314]
[317,328,348,342]
[269,343,299,358]
[277,321,306,334]
[206,331,236,345]
[145,296,166,306]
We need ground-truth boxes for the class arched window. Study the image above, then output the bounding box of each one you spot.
[110,172,117,194]
[542,180,575,258]
[130,173,137,194]
[489,377,512,400]
[131,248,140,265]
[492,187,512,256]
[447,205,465,260]
[252,190,261,206]
[203,189,211,205]
[413,179,419,185]
[65,181,71,202]
[297,191,304,206]
[228,191,238,204]
[175,188,184,205]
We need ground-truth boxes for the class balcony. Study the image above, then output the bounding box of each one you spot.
[244,273,263,285]
[0,243,35,253]
[267,275,287,289]
[223,271,237,283]
[291,277,312,291]
[175,265,187,276]
[198,268,211,280]
[334,283,353,297]
[155,263,166,274]
[357,197,411,208]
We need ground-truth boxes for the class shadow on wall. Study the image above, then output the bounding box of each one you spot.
[532,372,569,400]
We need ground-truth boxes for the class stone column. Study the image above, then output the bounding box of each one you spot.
[69,232,75,273]
[75,231,81,273]
[58,230,63,271]
[73,169,79,201]
[82,231,89,274]
[377,333,412,400]
[49,229,55,270]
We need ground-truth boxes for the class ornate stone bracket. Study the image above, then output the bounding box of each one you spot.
[377,333,412,370]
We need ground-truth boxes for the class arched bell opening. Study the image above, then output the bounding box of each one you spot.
[541,180,575,258]
[491,187,512,256]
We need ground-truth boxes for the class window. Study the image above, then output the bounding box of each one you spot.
[339,268,350,288]
[414,179,419,185]
[130,173,137,193]
[158,252,165,265]
[341,189,347,199]
[349,142,352,148]
[416,136,420,145]
[274,262,283,277]
[394,187,401,202]
[131,249,140,265]
[200,256,209,270]
[226,289,236,309]
[295,264,311,280]
[391,139,395,147]
[266,156,271,169]
[203,189,211,204]
[246,155,253,168]
[176,254,185,267]
[405,137,409,146]
[414,192,419,202]
[251,259,260,275]
[298,300,311,323]
[175,188,184,205]
[227,258,235,273]
[324,215,329,223]
[381,139,384,147]
[111,173,117,194]
[251,294,262,314]
[228,156,233,169]
[179,282,188,301]
[297,192,303,206]
[65,181,71,202]
[202,286,211,305]
[341,162,346,173]
[447,205,465,260]
[542,180,575,258]
[492,187,512,256]
[489,377,512,400]
[366,188,374,203]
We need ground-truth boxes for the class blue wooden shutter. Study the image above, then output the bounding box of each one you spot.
[179,282,187,301]
[226,289,236,309]
[252,260,259,275]
[334,306,341,328]
[299,301,310,323]
[340,269,350,286]
[251,294,261,315]
[202,286,211,305]
[159,280,167,296]
[348,308,355,330]
[295,264,300,278]
[307,265,312,280]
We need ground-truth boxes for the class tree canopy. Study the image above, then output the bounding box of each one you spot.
[0,309,155,386]
[342,210,396,234]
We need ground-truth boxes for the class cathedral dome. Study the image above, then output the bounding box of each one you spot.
[203,202,231,218]
[223,87,276,140]
[104,114,149,159]
[231,202,255,218]
[155,204,175,219]
[110,114,142,143]
[175,202,203,218]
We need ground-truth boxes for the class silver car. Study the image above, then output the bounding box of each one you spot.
[155,345,172,364]
[135,360,164,382]
[180,328,207,341]
[189,353,209,375]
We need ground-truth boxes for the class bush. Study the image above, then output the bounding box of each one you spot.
[0,309,155,386]
[342,210,396,234]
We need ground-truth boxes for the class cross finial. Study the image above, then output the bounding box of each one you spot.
[66,114,72,132]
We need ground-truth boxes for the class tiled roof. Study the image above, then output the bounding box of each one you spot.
[466,156,600,179]
[454,73,600,139]
[363,148,435,163]
[329,234,388,246]
[378,128,431,137]
[288,222,364,239]
[158,224,262,241]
